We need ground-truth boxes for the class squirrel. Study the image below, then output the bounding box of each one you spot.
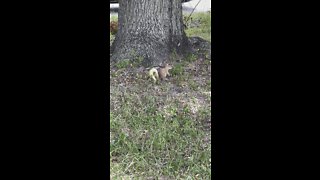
[148,63,173,83]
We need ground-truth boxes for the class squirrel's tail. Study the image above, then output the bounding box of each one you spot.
[149,68,159,83]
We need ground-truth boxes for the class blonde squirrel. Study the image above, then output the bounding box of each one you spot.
[148,63,173,83]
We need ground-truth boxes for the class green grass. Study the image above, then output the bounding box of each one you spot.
[110,33,115,46]
[114,59,131,69]
[184,11,211,42]
[110,15,118,22]
[110,88,211,179]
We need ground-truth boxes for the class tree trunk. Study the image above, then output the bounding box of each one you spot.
[111,0,192,66]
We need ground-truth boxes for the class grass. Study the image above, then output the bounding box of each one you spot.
[184,11,211,42]
[110,32,115,46]
[110,97,211,178]
[110,78,211,179]
[110,11,211,179]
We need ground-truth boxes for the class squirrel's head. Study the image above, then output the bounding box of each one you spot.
[165,63,173,70]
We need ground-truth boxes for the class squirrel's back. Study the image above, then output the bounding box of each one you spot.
[158,64,172,80]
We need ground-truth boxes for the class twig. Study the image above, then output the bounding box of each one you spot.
[185,0,202,24]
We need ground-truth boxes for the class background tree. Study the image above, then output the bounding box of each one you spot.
[111,0,193,66]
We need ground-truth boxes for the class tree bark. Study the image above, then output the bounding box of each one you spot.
[111,0,192,66]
